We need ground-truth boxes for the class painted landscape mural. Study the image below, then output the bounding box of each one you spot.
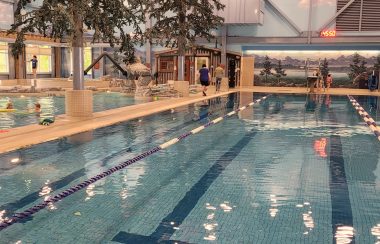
[251,51,380,88]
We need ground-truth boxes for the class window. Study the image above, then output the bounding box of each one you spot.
[69,47,92,76]
[160,57,174,72]
[26,45,52,73]
[84,47,92,75]
[0,42,8,73]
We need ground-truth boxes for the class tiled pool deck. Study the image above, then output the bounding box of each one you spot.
[0,86,379,154]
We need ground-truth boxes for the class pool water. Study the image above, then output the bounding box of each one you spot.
[0,92,380,243]
[0,92,146,129]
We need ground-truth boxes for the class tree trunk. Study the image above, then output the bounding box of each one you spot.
[177,1,186,81]
[72,11,84,90]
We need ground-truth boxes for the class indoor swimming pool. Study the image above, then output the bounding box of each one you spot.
[0,92,146,129]
[0,92,380,243]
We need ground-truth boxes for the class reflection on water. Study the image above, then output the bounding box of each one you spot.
[313,138,328,158]
[269,194,278,218]
[301,202,314,234]
[335,226,355,244]
[204,203,218,241]
[38,180,56,210]
[0,210,8,223]
[371,224,380,242]
[85,184,96,201]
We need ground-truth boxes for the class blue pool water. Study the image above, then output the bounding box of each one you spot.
[0,92,146,129]
[0,92,380,243]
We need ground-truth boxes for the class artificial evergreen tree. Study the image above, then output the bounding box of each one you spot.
[8,0,147,89]
[145,0,225,81]
[359,59,367,74]
[260,56,273,82]
[348,53,366,80]
[320,58,329,80]
[274,60,286,84]
[374,54,380,72]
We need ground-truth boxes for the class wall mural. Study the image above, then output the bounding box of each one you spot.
[250,50,380,88]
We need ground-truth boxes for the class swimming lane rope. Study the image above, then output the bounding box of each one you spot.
[348,95,380,140]
[0,95,271,231]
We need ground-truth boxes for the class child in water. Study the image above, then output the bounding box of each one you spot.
[6,101,13,109]
[34,103,41,113]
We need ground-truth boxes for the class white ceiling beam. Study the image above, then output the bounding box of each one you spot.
[264,0,302,36]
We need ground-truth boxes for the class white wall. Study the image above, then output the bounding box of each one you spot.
[228,0,337,37]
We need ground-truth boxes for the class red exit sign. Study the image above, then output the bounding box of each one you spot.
[320,30,336,37]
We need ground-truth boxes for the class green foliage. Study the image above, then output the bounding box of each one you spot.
[8,0,147,62]
[260,56,273,82]
[145,0,225,56]
[359,60,367,73]
[320,58,329,79]
[274,60,286,83]
[348,53,367,80]
[119,34,136,65]
[255,75,355,88]
[374,55,380,71]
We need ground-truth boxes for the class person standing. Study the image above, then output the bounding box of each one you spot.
[326,74,333,90]
[31,55,38,79]
[199,64,210,96]
[214,64,224,93]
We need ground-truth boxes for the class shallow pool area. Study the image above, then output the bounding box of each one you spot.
[0,92,380,243]
[0,92,148,129]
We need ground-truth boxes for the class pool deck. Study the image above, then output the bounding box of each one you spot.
[0,86,379,154]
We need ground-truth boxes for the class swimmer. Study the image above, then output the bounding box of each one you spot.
[34,103,41,113]
[6,101,13,109]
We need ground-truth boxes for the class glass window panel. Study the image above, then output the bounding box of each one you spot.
[0,53,9,73]
[0,42,8,51]
[84,47,92,75]
[0,43,9,73]
[26,45,52,73]
[38,55,51,73]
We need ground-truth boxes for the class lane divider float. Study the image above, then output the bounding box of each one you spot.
[0,95,270,231]
[348,95,380,140]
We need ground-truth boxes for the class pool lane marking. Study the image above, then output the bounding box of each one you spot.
[329,135,354,243]
[158,95,269,149]
[0,95,270,231]
[328,110,354,243]
[348,95,380,140]
[112,130,258,243]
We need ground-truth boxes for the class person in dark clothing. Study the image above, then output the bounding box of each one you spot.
[31,55,38,79]
[199,64,210,96]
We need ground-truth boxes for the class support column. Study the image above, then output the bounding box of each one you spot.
[177,55,185,81]
[51,46,56,78]
[65,90,93,117]
[65,11,93,118]
[307,0,313,44]
[54,47,62,78]
[102,47,105,76]
[240,56,254,87]
[221,25,227,76]
[72,46,84,90]
[15,48,25,79]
